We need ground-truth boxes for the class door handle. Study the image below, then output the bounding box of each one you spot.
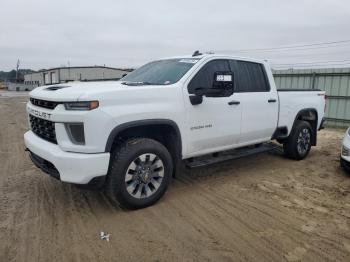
[268,99,277,103]
[228,100,240,105]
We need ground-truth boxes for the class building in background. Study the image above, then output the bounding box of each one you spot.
[273,67,350,127]
[6,82,30,91]
[0,82,6,89]
[19,66,131,91]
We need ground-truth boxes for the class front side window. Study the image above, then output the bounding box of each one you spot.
[121,58,199,86]
[230,60,269,92]
[188,59,231,94]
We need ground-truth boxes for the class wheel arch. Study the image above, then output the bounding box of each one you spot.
[105,119,182,175]
[292,108,318,146]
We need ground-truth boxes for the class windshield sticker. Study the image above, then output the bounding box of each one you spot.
[179,59,199,64]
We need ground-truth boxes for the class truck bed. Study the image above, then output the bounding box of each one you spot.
[277,89,326,134]
[277,89,322,92]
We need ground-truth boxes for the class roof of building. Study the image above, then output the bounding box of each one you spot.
[37,66,129,72]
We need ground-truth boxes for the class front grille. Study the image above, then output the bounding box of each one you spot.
[29,115,57,144]
[342,145,350,156]
[28,151,60,180]
[30,98,60,110]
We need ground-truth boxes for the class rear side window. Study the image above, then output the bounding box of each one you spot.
[230,60,269,92]
[188,59,231,94]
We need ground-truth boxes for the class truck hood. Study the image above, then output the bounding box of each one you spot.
[29,81,126,101]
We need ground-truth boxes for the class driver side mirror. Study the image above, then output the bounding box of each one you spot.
[193,71,234,97]
[189,71,234,105]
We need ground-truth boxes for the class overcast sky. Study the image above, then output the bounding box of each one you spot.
[1,0,350,71]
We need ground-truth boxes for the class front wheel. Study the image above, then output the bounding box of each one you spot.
[283,120,312,160]
[106,138,173,209]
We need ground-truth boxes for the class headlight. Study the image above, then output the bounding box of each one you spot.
[342,145,350,156]
[64,101,99,111]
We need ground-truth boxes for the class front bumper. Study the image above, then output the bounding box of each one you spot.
[28,150,60,180]
[341,130,350,173]
[24,131,110,184]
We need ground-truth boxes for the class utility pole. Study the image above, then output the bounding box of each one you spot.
[68,61,71,81]
[16,59,20,82]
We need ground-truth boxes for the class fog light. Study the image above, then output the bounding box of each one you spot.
[342,145,350,156]
[65,123,85,145]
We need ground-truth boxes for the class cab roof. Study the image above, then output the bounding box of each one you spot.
[162,53,267,65]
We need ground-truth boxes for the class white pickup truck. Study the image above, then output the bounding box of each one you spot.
[24,52,326,209]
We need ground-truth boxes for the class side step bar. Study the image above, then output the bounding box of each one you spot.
[185,142,282,168]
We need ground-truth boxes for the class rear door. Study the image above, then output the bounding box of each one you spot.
[184,59,242,156]
[229,60,278,144]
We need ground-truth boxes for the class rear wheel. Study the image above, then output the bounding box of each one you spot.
[107,138,173,209]
[283,120,312,160]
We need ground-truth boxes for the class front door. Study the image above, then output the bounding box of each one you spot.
[184,59,242,156]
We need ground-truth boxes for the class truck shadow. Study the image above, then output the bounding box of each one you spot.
[63,146,322,213]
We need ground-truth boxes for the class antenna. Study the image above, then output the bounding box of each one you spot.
[192,50,203,57]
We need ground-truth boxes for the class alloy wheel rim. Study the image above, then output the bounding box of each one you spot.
[125,153,164,199]
[297,128,311,155]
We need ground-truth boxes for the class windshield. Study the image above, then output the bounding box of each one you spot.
[121,58,200,85]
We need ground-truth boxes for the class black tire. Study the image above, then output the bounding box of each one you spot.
[283,120,312,160]
[340,158,350,174]
[106,138,173,209]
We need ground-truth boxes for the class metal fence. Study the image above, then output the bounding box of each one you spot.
[273,68,350,128]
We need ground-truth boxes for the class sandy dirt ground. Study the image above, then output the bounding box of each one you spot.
[1,95,350,262]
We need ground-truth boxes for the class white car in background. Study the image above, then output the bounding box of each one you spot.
[341,128,350,173]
